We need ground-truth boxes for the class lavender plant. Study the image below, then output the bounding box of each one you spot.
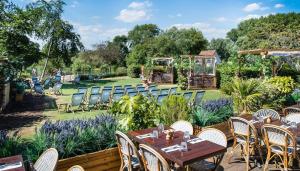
[193,98,233,127]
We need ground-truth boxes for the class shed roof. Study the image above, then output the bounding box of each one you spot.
[199,50,217,57]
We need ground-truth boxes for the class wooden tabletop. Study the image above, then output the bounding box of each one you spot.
[0,155,25,171]
[128,127,227,167]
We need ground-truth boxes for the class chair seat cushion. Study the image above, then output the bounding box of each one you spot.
[236,137,255,144]
[271,146,300,154]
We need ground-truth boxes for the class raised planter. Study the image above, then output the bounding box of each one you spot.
[56,147,121,171]
[193,121,233,140]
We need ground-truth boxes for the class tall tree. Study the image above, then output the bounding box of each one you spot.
[112,35,129,67]
[128,24,160,47]
[30,0,83,79]
[209,38,235,61]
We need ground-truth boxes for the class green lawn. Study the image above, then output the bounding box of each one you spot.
[43,76,227,121]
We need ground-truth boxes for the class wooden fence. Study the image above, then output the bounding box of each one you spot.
[56,147,121,171]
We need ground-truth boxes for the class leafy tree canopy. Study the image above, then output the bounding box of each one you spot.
[128,24,161,47]
[227,13,300,50]
[209,38,235,61]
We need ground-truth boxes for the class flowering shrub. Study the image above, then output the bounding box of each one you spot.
[193,98,233,127]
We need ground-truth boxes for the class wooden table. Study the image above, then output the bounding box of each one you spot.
[128,127,227,168]
[0,155,25,171]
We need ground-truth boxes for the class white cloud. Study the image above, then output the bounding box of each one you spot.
[71,22,128,49]
[215,17,227,22]
[243,3,269,12]
[274,3,284,8]
[115,1,152,23]
[170,22,229,40]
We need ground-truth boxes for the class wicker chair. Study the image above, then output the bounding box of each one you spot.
[170,120,193,135]
[286,113,300,124]
[189,128,227,171]
[228,117,264,170]
[67,165,85,171]
[262,124,300,171]
[33,148,58,171]
[139,144,171,171]
[115,131,143,171]
[253,109,280,120]
[283,107,300,116]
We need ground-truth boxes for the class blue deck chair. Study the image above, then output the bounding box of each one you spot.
[91,86,101,94]
[100,88,112,104]
[139,90,149,97]
[86,93,101,111]
[136,84,143,87]
[114,85,122,89]
[157,94,168,105]
[128,91,138,97]
[183,92,193,102]
[43,78,51,88]
[125,87,135,93]
[78,87,88,94]
[104,85,113,89]
[52,83,63,95]
[148,85,157,92]
[160,88,170,95]
[111,92,124,102]
[67,93,85,113]
[55,75,61,83]
[115,88,124,93]
[169,87,177,95]
[34,83,44,95]
[150,89,160,97]
[194,90,205,106]
[137,86,145,92]
[32,77,39,85]
[124,85,132,89]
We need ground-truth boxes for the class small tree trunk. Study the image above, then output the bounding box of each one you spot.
[40,41,52,80]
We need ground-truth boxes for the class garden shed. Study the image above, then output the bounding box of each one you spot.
[187,50,221,89]
[150,57,174,84]
[238,49,300,77]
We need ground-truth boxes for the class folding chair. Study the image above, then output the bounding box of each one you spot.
[157,94,168,105]
[86,93,101,111]
[91,86,101,94]
[67,93,85,113]
[193,90,205,106]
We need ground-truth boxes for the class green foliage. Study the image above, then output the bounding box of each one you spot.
[0,131,24,158]
[227,13,300,49]
[128,24,161,47]
[222,78,262,114]
[127,64,141,78]
[115,67,127,75]
[193,98,233,127]
[158,95,191,125]
[266,76,295,94]
[209,38,235,61]
[113,95,157,130]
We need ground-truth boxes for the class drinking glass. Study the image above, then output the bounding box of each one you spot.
[158,123,164,134]
[180,142,188,152]
[290,122,297,133]
[183,131,190,142]
[152,130,158,140]
[252,115,258,121]
[281,117,287,125]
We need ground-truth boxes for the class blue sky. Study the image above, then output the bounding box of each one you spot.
[15,0,300,49]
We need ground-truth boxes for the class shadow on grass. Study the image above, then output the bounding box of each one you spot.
[62,79,116,90]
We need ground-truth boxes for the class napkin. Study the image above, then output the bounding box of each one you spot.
[136,133,153,139]
[187,137,204,144]
[161,144,182,153]
[0,162,22,171]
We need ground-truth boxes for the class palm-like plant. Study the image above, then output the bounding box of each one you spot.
[222,78,262,114]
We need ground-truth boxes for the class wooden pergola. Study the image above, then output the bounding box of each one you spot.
[150,57,174,84]
[238,49,300,76]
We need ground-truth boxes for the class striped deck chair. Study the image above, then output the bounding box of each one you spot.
[128,91,138,97]
[136,86,145,92]
[136,83,143,87]
[157,94,168,105]
[115,88,124,93]
[104,85,113,89]
[125,87,135,94]
[43,78,51,88]
[86,93,100,111]
[150,89,160,97]
[67,93,85,113]
[253,109,280,120]
[52,83,63,95]
[55,75,61,83]
[169,87,177,95]
[124,85,132,89]
[32,77,39,85]
[160,88,170,95]
[91,86,100,94]
[139,90,148,96]
[183,92,193,102]
[114,85,122,90]
[111,92,124,102]
[193,90,205,106]
[148,85,157,92]
[34,83,44,95]
[100,88,112,105]
[78,87,88,94]
[73,76,80,84]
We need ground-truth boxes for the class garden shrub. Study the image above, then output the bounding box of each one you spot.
[113,95,157,130]
[127,64,141,78]
[193,98,233,127]
[158,95,191,125]
[0,115,117,161]
[115,67,127,75]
